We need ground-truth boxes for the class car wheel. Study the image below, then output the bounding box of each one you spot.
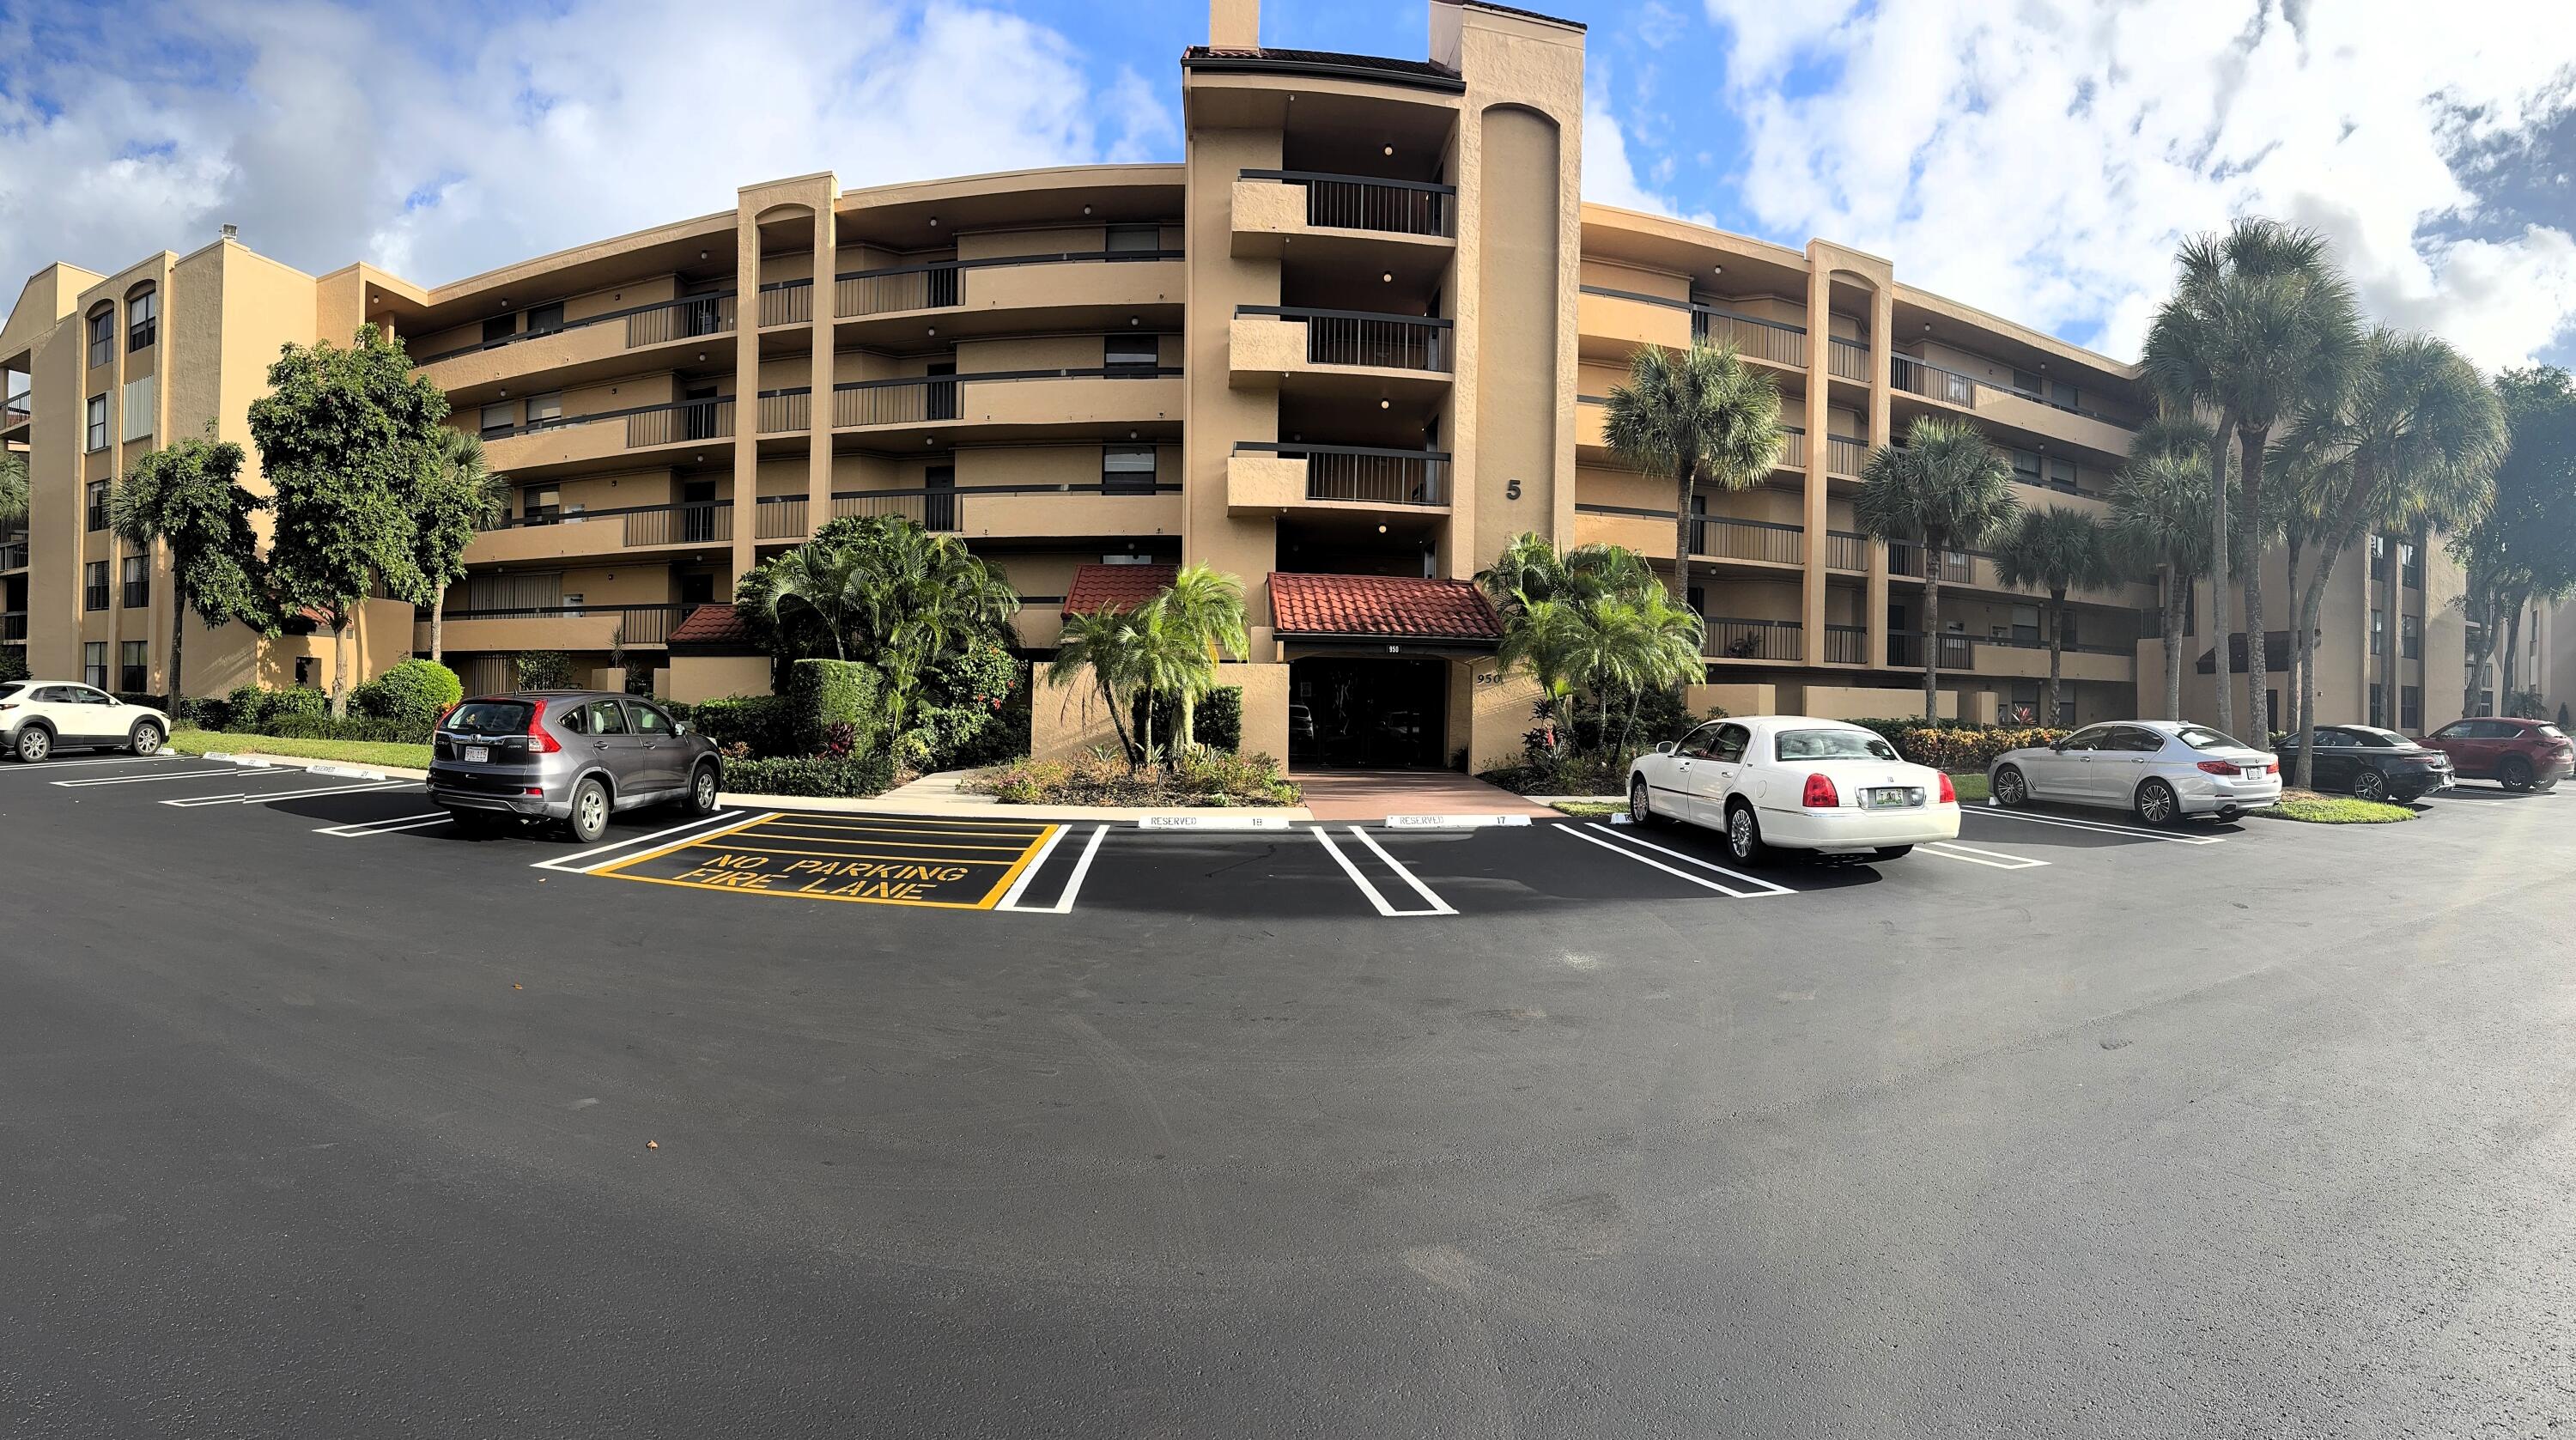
[1724,801,1771,866]
[2537,779,2560,793]
[14,725,52,763]
[2502,756,2534,792]
[1993,765,2028,808]
[1628,775,1656,827]
[127,720,165,756]
[566,778,610,844]
[2134,777,2180,826]
[2352,768,2388,802]
[1868,845,1913,861]
[684,763,721,817]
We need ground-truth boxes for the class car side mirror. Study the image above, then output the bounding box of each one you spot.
[672,720,690,736]
[106,696,122,706]
[1655,741,1676,756]
[2049,739,2065,751]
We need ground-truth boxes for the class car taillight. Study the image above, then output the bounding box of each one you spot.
[2266,760,2280,775]
[526,699,561,754]
[1937,772,1956,804]
[1802,773,1839,808]
[2196,760,2240,775]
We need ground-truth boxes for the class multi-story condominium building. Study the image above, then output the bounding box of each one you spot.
[0,0,2500,768]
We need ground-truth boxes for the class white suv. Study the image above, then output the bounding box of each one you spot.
[0,681,169,762]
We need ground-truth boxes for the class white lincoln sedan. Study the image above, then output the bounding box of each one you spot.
[1627,715,1960,863]
[1987,720,2281,823]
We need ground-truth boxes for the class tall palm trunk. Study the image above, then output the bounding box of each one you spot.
[429,593,445,667]
[167,578,186,720]
[1672,463,1697,613]
[2207,409,2237,734]
[2282,533,2303,742]
[2505,604,2524,704]
[2160,566,2184,720]
[2044,585,2067,725]
[1921,528,1945,722]
[2464,590,2495,718]
[2293,558,2336,791]
[2238,423,2272,738]
[331,614,351,719]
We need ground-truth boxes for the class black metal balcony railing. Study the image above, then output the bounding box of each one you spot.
[3,396,27,428]
[1236,306,1453,373]
[1828,336,1869,382]
[1825,624,1867,664]
[1888,633,1977,669]
[833,247,1187,319]
[1692,309,1807,369]
[754,496,809,540]
[1892,353,1979,406]
[1826,531,1868,571]
[2,611,25,641]
[1828,434,1868,476]
[415,291,738,365]
[0,540,26,570]
[1693,515,1803,566]
[757,387,810,434]
[757,278,813,329]
[1237,169,1456,238]
[829,478,1182,533]
[440,603,690,647]
[1706,617,1802,662]
[830,364,1180,428]
[1887,543,1974,584]
[1234,442,1449,507]
[1777,425,1808,469]
[625,397,734,448]
[476,500,735,548]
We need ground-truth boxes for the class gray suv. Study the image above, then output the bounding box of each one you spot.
[429,690,723,842]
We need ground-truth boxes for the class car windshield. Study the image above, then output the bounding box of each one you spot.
[2173,725,2246,751]
[445,700,533,737]
[1775,729,1899,762]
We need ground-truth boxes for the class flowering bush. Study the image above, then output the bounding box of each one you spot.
[1886,724,2070,771]
[971,746,1297,807]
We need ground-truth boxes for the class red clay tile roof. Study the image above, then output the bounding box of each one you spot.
[1268,572,1502,642]
[1061,562,1177,617]
[669,604,754,647]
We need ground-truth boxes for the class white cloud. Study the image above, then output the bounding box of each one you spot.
[1582,95,1715,227]
[1698,0,2576,367]
[0,0,1173,295]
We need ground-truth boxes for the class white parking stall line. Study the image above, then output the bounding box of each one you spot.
[53,766,297,787]
[1348,826,1457,915]
[315,811,454,837]
[530,811,760,873]
[2,755,177,772]
[1964,807,2227,845]
[1556,823,1752,896]
[1919,840,2050,870]
[1580,823,1797,896]
[1310,826,1449,918]
[163,781,415,808]
[998,823,1109,914]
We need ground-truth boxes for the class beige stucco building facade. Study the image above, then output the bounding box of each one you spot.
[0,0,2507,764]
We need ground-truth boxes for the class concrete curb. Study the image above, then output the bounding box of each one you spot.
[718,790,1315,822]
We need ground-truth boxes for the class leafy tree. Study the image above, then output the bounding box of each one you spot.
[2451,368,2576,719]
[409,428,506,666]
[0,447,26,530]
[108,427,272,712]
[247,325,451,716]
[1991,505,2118,726]
[1048,605,1149,769]
[1856,416,2020,720]
[2109,417,2216,720]
[1479,532,1688,751]
[1601,342,1783,613]
[1151,563,1249,751]
[2280,329,2503,783]
[2142,219,2362,736]
[1511,586,1705,760]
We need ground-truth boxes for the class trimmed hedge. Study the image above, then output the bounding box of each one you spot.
[264,712,416,744]
[690,693,799,758]
[719,751,895,799]
[787,659,883,758]
[1861,721,2071,771]
[353,659,463,736]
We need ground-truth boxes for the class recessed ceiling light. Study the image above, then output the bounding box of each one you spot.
[1382,146,1394,156]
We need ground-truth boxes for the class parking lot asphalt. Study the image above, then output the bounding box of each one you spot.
[7,755,2576,1437]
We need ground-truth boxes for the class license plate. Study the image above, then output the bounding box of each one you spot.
[464,744,489,763]
[2240,767,2262,781]
[1868,787,1920,809]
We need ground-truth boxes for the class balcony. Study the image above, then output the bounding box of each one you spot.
[416,293,737,390]
[757,387,810,434]
[1826,531,1868,572]
[478,396,735,476]
[1579,285,1812,374]
[428,603,689,653]
[833,249,1186,343]
[1692,516,1802,567]
[1828,434,1868,477]
[829,480,1182,540]
[757,278,813,329]
[1230,307,1453,404]
[466,501,734,565]
[0,539,25,572]
[2,611,23,641]
[1706,617,1802,663]
[829,366,1182,441]
[1886,543,1975,585]
[753,496,809,540]
[1973,636,2135,684]
[1227,443,1449,514]
[1824,623,1866,665]
[1892,354,2140,455]
[3,393,27,436]
[1887,633,1977,670]
[1692,309,1807,371]
[1231,170,1457,270]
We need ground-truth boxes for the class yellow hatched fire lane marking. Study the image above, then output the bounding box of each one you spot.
[590,814,1061,909]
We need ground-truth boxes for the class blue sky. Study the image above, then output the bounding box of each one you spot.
[2,0,2569,368]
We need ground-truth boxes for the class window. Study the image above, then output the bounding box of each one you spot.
[2009,605,2041,644]
[1774,728,1899,762]
[1103,443,1157,494]
[86,480,110,531]
[2267,689,2279,734]
[2401,685,2422,732]
[923,465,956,531]
[1675,722,1721,759]
[87,307,114,368]
[479,403,516,439]
[2369,682,2385,728]
[2369,608,2384,655]
[525,392,563,427]
[86,395,108,451]
[1105,223,1161,255]
[2369,533,2387,567]
[126,288,156,351]
[2045,456,2079,494]
[2400,542,2421,588]
[2401,613,2420,659]
[2011,368,2043,398]
[1710,724,1750,763]
[524,301,566,335]
[2059,726,2110,752]
[522,484,561,522]
[483,313,518,345]
[2173,724,2247,750]
[83,560,108,611]
[121,554,148,609]
[585,700,629,735]
[118,640,146,693]
[1104,334,1159,375]
[2050,379,2081,410]
[628,702,672,738]
[561,592,585,617]
[82,641,106,690]
[2010,448,2042,486]
[295,657,314,686]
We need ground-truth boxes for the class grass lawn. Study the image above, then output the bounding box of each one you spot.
[1549,799,1623,818]
[172,729,432,771]
[1947,771,1990,804]
[2255,787,2416,824]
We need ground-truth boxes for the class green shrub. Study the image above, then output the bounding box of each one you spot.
[224,684,265,727]
[690,693,799,758]
[971,746,1297,807]
[787,659,883,757]
[1890,725,2069,771]
[263,687,329,723]
[353,659,463,737]
[0,647,26,684]
[263,712,411,743]
[513,650,575,690]
[718,751,895,799]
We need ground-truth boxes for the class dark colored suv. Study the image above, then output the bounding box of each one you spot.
[429,691,725,842]
[2272,725,2451,803]
[2417,716,2573,793]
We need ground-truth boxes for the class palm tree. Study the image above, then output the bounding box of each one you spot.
[1601,342,1784,615]
[1856,416,2020,720]
[415,428,507,666]
[2109,444,2212,721]
[1991,506,2117,726]
[1479,534,1677,750]
[2142,218,2362,737]
[1048,605,1147,766]
[2277,329,2503,785]
[1533,588,1705,757]
[1152,563,1249,751]
[752,538,872,659]
[0,448,26,531]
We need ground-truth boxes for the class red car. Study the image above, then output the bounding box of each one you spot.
[2416,716,2573,792]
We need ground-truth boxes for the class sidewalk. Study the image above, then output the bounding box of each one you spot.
[812,769,1317,823]
[1290,769,1558,823]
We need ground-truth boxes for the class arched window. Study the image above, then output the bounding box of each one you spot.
[125,284,157,352]
[86,303,115,368]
